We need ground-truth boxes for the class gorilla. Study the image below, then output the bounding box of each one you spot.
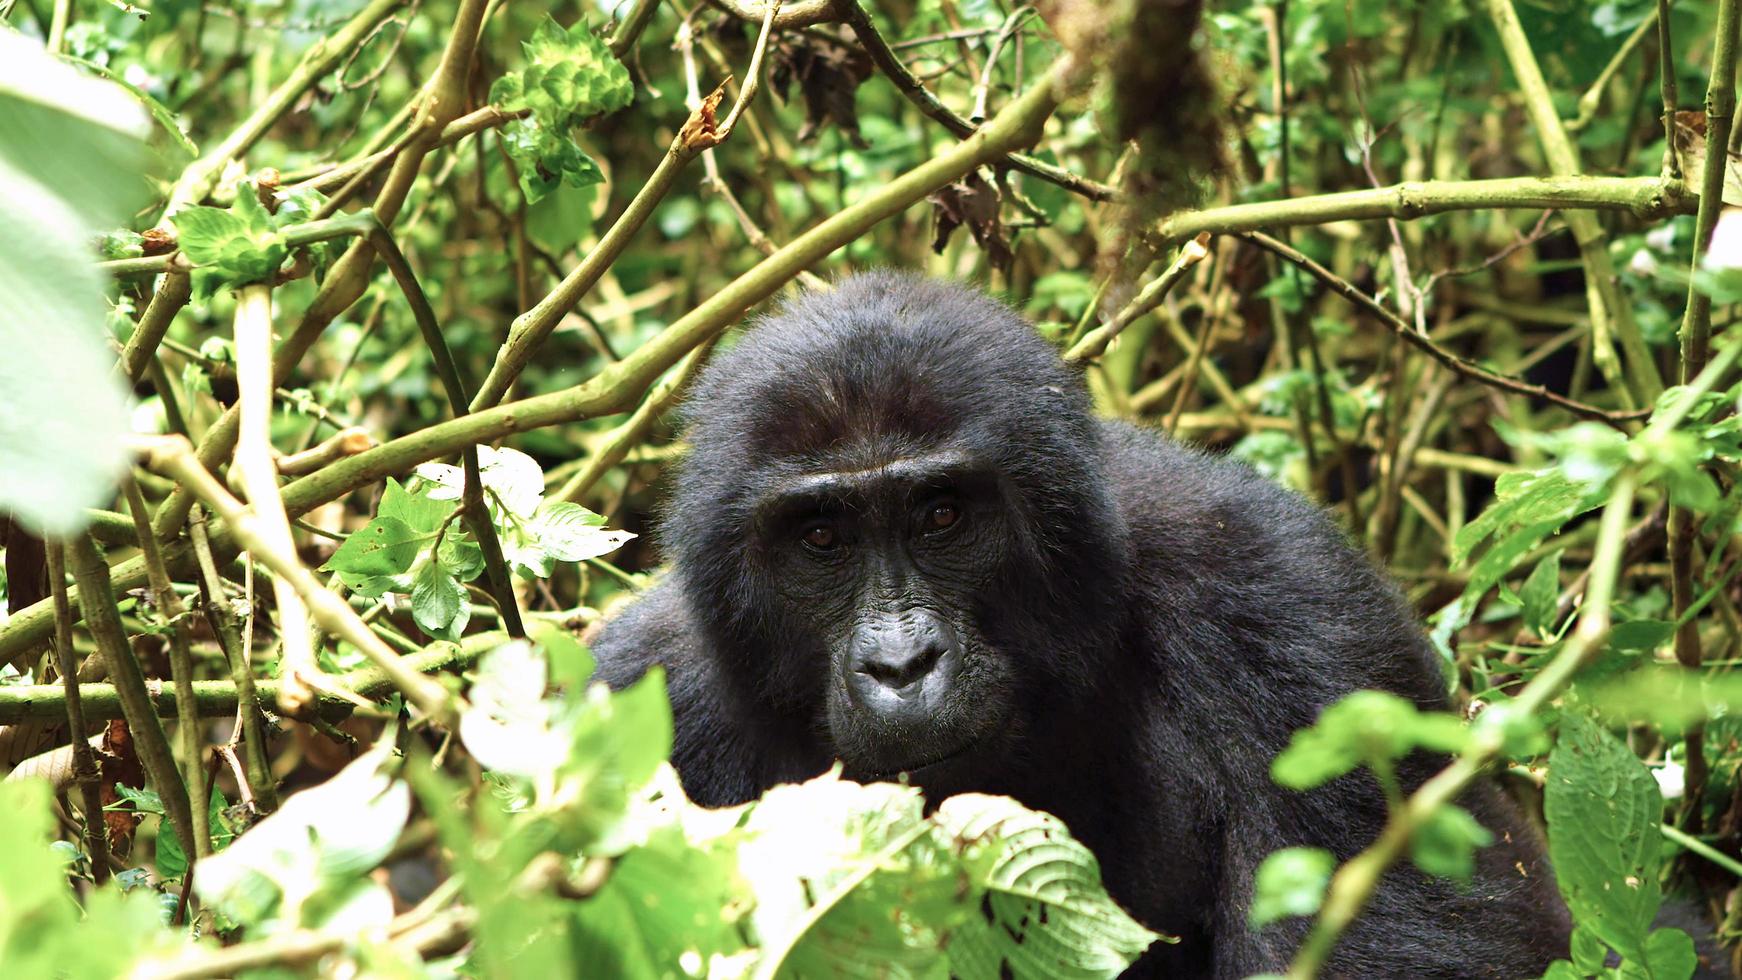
[592,271,1570,977]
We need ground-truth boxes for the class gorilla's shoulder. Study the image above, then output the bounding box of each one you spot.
[1094,419,1438,698]
[1094,419,1342,566]
[588,577,701,688]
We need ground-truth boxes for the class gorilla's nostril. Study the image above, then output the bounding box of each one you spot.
[858,642,946,690]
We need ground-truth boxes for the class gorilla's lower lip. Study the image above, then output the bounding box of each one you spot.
[862,739,981,780]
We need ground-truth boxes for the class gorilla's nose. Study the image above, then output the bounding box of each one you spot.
[846,612,961,710]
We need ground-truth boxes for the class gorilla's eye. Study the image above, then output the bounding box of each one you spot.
[927,501,960,532]
[801,523,839,551]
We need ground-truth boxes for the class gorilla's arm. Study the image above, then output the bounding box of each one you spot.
[1101,422,1567,977]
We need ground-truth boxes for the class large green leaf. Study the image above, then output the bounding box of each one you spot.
[0,33,143,534]
[1545,713,1688,977]
[936,794,1163,979]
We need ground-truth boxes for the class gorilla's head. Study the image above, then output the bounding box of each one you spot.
[665,271,1129,793]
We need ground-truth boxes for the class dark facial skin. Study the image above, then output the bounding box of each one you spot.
[754,449,1016,785]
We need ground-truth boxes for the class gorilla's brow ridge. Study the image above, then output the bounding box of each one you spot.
[754,448,983,515]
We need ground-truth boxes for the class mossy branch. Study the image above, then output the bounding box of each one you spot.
[1154,175,1693,243]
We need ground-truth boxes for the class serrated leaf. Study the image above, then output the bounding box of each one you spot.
[1545,713,1665,968]
[536,501,635,562]
[937,793,1163,979]
[321,516,425,576]
[167,206,246,262]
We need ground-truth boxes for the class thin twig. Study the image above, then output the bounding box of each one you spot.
[1239,231,1648,427]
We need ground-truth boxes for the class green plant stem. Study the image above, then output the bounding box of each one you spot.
[117,271,193,383]
[1156,174,1691,243]
[0,634,501,726]
[160,0,408,216]
[555,338,718,504]
[608,0,664,56]
[65,535,198,872]
[1657,0,1681,179]
[1661,823,1742,879]
[1482,0,1663,406]
[45,0,69,52]
[122,479,210,857]
[1668,0,1741,830]
[44,542,111,884]
[368,226,525,637]
[1566,8,1659,132]
[229,284,324,718]
[1678,0,1740,381]
[1065,235,1212,363]
[135,435,457,724]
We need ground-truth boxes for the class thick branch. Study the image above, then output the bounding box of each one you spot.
[1155,175,1692,242]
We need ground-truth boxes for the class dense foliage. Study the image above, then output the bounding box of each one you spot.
[1,0,1740,976]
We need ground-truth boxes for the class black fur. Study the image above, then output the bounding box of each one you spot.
[592,271,1570,977]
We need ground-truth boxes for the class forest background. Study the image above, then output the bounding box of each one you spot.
[1,0,1740,976]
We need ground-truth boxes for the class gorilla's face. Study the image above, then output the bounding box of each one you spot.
[666,273,1129,796]
[753,447,1021,789]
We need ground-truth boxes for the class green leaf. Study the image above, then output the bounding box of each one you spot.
[571,823,747,977]
[1644,927,1697,980]
[321,516,424,576]
[741,777,954,979]
[535,501,636,562]
[196,739,410,928]
[379,477,454,534]
[936,793,1163,978]
[0,34,141,535]
[461,638,571,781]
[490,15,628,204]
[1272,691,1469,791]
[1520,551,1562,637]
[1409,804,1492,883]
[1609,619,1675,654]
[170,197,287,286]
[411,558,466,636]
[1569,923,1609,973]
[1544,713,1666,967]
[1249,847,1334,927]
[155,817,189,881]
[1452,470,1594,564]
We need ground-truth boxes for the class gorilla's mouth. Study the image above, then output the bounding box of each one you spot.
[859,738,982,781]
